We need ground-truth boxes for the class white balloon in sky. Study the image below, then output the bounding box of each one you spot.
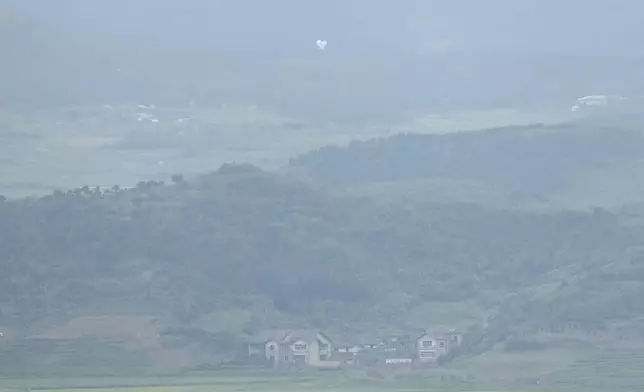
[316,39,328,50]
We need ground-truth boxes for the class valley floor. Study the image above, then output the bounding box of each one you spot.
[0,374,609,392]
[1,352,642,392]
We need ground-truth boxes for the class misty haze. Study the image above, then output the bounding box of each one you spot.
[2,1,644,391]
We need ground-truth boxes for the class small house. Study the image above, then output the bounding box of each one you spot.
[246,329,336,368]
[416,327,462,363]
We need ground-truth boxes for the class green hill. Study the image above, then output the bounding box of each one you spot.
[289,123,644,208]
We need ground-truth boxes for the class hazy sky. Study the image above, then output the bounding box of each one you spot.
[6,0,644,56]
[3,0,644,111]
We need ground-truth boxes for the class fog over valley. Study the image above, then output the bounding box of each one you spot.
[2,2,644,391]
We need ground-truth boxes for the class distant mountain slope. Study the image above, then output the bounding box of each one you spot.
[0,9,172,109]
[4,2,644,119]
[289,124,644,206]
[10,0,644,57]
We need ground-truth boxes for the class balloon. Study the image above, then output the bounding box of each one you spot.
[316,39,328,50]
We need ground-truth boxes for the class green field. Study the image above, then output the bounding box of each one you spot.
[2,349,643,392]
[0,374,594,392]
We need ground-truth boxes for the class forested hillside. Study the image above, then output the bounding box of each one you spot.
[290,124,644,207]
[1,164,642,331]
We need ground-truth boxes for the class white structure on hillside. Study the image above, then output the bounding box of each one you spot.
[571,95,626,112]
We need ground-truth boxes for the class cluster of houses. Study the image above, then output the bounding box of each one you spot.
[245,327,462,369]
